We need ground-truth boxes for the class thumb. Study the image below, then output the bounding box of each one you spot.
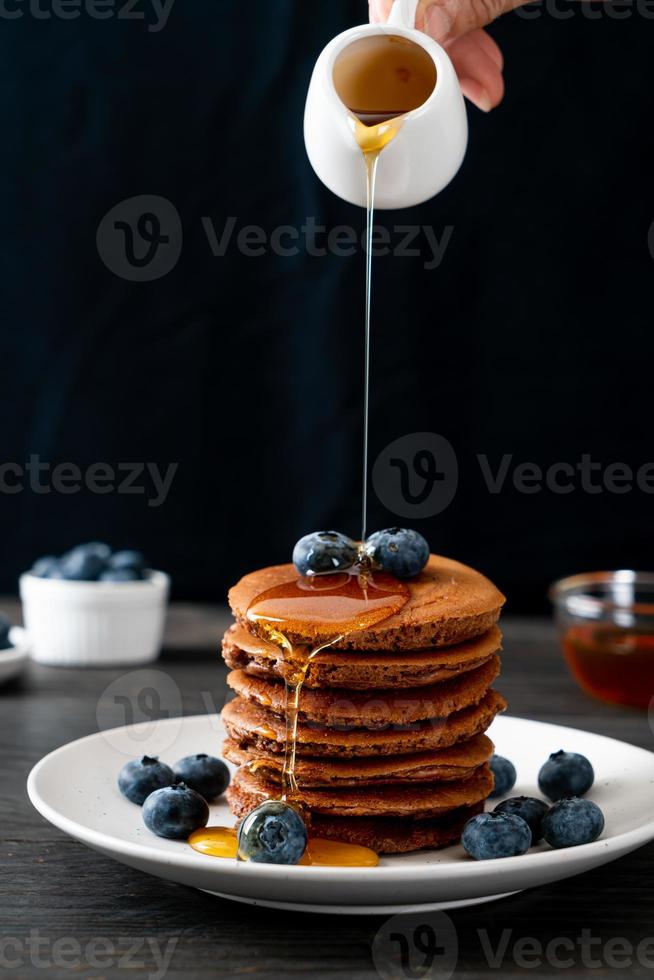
[371,0,523,41]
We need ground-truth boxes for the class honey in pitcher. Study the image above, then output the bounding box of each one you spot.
[562,624,654,709]
[333,34,437,125]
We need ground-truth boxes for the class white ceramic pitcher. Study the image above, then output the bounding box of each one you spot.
[304,0,468,210]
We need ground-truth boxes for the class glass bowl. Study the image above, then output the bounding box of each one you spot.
[550,570,654,710]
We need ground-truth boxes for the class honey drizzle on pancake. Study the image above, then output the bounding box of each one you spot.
[187,570,408,868]
[245,569,410,801]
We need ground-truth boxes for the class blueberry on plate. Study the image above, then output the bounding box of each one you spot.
[118,756,175,805]
[538,750,594,801]
[494,796,549,842]
[0,613,12,651]
[31,555,60,578]
[238,801,308,865]
[173,754,230,801]
[292,531,358,576]
[462,811,532,860]
[59,543,110,581]
[108,550,147,574]
[99,568,143,582]
[365,528,429,579]
[142,783,210,840]
[542,798,605,849]
[489,755,517,798]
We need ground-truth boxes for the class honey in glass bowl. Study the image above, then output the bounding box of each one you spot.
[550,571,654,710]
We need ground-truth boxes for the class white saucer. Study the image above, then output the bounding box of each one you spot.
[0,641,28,685]
[27,714,654,915]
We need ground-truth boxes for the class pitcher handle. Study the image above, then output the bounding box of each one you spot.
[386,0,420,28]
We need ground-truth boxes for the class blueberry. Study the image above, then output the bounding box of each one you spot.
[173,754,230,801]
[99,568,142,582]
[31,556,59,578]
[59,543,110,581]
[142,782,210,840]
[538,751,594,802]
[365,528,429,579]
[489,755,517,798]
[495,797,549,842]
[78,541,112,560]
[292,531,358,576]
[108,550,147,573]
[0,613,12,651]
[118,756,174,805]
[542,798,605,849]
[462,811,532,860]
[237,801,308,865]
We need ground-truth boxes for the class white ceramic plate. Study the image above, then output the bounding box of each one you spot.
[27,714,654,915]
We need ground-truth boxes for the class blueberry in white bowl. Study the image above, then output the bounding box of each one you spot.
[542,798,605,848]
[173,754,230,801]
[107,550,147,575]
[538,750,594,801]
[365,528,429,579]
[142,783,209,840]
[238,801,308,865]
[462,811,532,860]
[293,531,358,576]
[489,755,517,798]
[118,756,174,805]
[59,543,110,581]
[31,556,60,579]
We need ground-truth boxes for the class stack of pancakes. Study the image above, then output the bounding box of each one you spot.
[221,555,506,854]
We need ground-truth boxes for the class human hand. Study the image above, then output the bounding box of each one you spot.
[369,0,526,111]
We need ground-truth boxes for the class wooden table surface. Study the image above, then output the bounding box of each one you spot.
[2,602,653,979]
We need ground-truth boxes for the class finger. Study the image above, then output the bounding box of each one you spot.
[418,0,527,43]
[464,26,503,71]
[446,33,505,109]
[369,0,393,23]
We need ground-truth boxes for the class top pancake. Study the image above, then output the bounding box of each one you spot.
[228,555,505,651]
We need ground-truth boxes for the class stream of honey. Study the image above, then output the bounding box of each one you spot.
[189,34,434,869]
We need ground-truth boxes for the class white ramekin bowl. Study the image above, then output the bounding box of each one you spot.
[19,570,170,667]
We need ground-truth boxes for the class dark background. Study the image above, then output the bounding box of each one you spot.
[1,0,652,611]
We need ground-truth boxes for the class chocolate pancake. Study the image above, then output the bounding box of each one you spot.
[223,733,494,787]
[222,623,502,690]
[226,655,500,729]
[228,555,505,651]
[228,764,493,819]
[307,803,485,854]
[222,688,507,758]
